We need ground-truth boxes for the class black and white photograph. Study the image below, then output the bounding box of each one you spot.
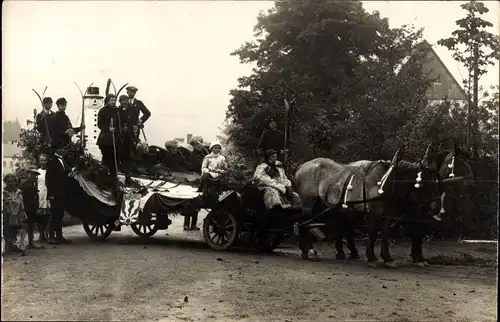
[1,0,498,321]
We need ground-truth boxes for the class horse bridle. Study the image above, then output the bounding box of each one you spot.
[440,153,474,184]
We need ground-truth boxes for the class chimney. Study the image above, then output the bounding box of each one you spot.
[187,133,193,144]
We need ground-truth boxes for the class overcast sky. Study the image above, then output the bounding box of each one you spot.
[2,1,499,147]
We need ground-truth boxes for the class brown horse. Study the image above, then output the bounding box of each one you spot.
[294,144,442,267]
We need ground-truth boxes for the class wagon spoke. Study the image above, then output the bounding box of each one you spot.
[99,226,104,235]
[91,225,98,234]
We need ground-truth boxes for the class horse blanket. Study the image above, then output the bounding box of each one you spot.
[295,158,391,209]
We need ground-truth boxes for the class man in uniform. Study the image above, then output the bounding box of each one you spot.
[126,86,151,141]
[257,117,285,162]
[35,97,55,146]
[50,98,85,149]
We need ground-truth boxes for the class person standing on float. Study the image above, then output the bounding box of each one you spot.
[49,97,85,149]
[126,86,151,141]
[35,97,55,146]
[97,94,122,179]
[257,117,285,162]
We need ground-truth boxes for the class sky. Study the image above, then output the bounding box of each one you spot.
[2,1,499,148]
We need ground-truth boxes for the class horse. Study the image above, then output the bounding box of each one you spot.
[294,143,442,267]
[424,142,475,237]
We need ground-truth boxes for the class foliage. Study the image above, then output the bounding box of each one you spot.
[400,87,498,239]
[437,1,499,82]
[226,0,433,164]
[15,124,117,191]
[225,0,498,239]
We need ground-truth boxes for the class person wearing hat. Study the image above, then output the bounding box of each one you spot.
[252,149,299,210]
[97,94,123,179]
[126,86,151,141]
[35,97,55,145]
[49,97,85,149]
[198,142,227,191]
[45,147,72,244]
[257,117,285,162]
[117,94,137,180]
[187,137,209,172]
[19,166,44,249]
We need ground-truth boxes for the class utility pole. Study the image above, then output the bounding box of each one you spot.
[472,42,480,168]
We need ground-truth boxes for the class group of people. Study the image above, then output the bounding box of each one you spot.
[96,86,151,181]
[3,151,72,256]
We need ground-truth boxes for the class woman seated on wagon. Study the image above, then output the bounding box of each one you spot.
[198,142,227,195]
[252,149,300,210]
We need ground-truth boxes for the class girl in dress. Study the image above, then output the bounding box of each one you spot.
[3,173,28,255]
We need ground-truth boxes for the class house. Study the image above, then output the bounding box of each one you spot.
[2,141,22,174]
[398,40,468,106]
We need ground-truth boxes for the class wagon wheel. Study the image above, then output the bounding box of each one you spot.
[131,222,159,239]
[203,210,239,251]
[255,233,284,253]
[83,222,113,241]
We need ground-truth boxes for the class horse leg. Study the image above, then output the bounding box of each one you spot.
[346,215,360,260]
[334,215,346,260]
[411,222,428,267]
[380,218,396,268]
[365,214,380,266]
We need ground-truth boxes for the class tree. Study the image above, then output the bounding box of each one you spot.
[437,0,500,169]
[226,0,433,163]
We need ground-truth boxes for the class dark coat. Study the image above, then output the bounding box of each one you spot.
[97,106,122,148]
[257,129,285,155]
[50,111,82,148]
[118,106,138,145]
[20,178,39,214]
[128,98,151,126]
[35,110,54,142]
[46,155,70,199]
[188,148,208,172]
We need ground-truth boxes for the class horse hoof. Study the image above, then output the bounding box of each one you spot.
[302,249,320,262]
[367,261,378,268]
[413,261,428,268]
[335,254,346,261]
[384,261,397,268]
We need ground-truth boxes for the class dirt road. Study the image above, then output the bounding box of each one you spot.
[2,213,497,321]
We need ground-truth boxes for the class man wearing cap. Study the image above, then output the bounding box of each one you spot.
[35,97,55,145]
[126,86,151,141]
[97,94,122,179]
[50,98,85,149]
[257,117,285,162]
[19,166,44,249]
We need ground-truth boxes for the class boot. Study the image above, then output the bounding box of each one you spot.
[56,229,72,244]
[27,238,44,249]
[183,216,191,231]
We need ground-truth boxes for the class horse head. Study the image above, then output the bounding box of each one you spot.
[438,142,475,189]
[389,143,442,221]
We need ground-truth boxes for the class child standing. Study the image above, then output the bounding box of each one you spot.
[3,173,28,256]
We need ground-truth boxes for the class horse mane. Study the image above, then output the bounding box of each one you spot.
[397,160,420,171]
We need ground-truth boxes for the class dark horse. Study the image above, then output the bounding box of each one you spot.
[430,143,475,235]
[294,143,442,267]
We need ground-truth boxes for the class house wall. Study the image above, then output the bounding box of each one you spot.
[2,156,17,174]
[421,50,468,102]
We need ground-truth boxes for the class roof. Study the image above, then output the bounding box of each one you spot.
[2,142,22,158]
[399,40,468,99]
